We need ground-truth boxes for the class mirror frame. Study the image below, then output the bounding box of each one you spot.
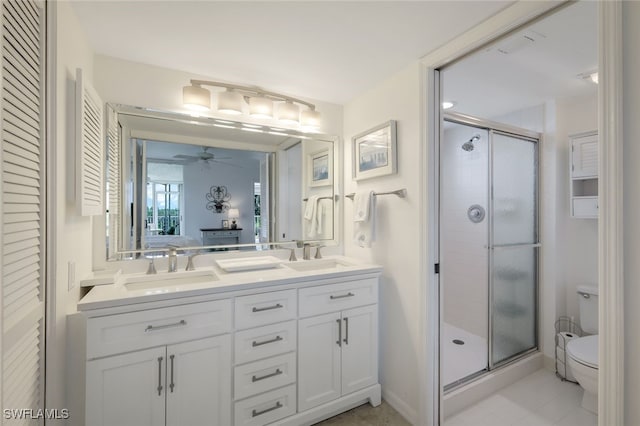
[103,103,341,261]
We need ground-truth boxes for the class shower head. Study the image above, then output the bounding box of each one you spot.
[462,134,481,152]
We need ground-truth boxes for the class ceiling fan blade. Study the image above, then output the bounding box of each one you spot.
[211,160,243,168]
[174,154,198,160]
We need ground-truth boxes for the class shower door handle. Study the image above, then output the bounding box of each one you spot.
[490,243,541,250]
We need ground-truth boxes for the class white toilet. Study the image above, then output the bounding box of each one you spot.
[566,285,598,414]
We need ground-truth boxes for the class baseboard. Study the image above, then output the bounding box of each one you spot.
[274,384,381,426]
[543,354,556,372]
[382,388,418,425]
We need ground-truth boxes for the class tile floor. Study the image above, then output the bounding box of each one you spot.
[314,400,410,425]
[313,369,596,426]
[444,369,597,426]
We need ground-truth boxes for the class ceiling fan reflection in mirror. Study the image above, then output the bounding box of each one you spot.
[173,147,240,168]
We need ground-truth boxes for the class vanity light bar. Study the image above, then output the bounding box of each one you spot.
[182,79,321,130]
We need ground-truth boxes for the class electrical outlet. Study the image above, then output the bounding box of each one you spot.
[68,261,76,291]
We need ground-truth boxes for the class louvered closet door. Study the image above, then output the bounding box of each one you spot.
[1,0,46,420]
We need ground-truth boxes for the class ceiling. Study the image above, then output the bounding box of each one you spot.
[70,1,512,105]
[443,1,597,119]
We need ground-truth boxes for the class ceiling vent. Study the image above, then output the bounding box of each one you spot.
[488,30,546,55]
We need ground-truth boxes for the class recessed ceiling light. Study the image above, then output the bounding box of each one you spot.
[590,72,598,84]
[442,101,456,110]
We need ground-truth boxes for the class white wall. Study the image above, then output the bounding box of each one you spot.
[47,0,96,413]
[183,153,260,243]
[343,62,422,423]
[555,93,598,323]
[92,55,344,137]
[622,2,640,424]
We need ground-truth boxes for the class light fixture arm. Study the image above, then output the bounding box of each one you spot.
[189,79,316,111]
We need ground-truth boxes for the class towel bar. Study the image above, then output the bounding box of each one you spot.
[345,189,407,200]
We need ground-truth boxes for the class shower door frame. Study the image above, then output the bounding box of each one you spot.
[441,112,541,386]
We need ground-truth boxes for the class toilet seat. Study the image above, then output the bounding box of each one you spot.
[567,335,598,369]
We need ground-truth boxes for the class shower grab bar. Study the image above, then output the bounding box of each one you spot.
[345,189,407,200]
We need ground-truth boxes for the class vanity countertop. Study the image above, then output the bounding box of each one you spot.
[77,255,382,312]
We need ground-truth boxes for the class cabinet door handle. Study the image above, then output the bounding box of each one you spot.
[252,368,283,382]
[252,303,283,313]
[252,335,283,347]
[343,317,349,345]
[145,319,187,332]
[336,319,342,347]
[252,401,282,417]
[157,357,163,396]
[169,354,175,393]
[330,292,354,300]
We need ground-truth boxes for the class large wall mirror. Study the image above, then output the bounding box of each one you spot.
[105,104,339,261]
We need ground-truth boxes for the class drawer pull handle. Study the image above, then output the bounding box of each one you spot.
[157,357,163,396]
[169,354,175,393]
[252,335,283,347]
[252,303,283,313]
[252,368,283,382]
[336,319,342,347]
[330,292,354,300]
[344,317,349,345]
[252,401,283,417]
[145,319,187,332]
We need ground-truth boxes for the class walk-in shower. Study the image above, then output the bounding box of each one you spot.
[440,113,540,391]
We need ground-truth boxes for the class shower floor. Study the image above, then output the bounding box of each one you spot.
[443,322,488,387]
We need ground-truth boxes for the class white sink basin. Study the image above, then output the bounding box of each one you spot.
[119,268,218,291]
[283,258,356,272]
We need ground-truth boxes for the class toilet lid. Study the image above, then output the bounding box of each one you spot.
[567,335,598,369]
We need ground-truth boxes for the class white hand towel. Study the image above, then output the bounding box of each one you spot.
[304,195,320,237]
[353,191,372,222]
[353,191,376,247]
[316,201,324,236]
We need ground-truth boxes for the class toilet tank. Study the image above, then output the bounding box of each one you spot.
[577,285,599,334]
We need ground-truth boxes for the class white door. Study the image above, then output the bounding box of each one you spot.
[166,335,232,426]
[341,305,379,395]
[571,133,598,178]
[298,312,341,411]
[1,0,47,418]
[86,347,166,426]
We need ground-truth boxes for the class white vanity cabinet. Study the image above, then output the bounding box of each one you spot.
[73,265,382,426]
[85,335,231,426]
[298,279,379,412]
[72,299,233,426]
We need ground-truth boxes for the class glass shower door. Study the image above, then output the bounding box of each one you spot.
[490,131,538,366]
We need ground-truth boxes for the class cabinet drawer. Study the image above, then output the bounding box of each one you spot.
[235,290,297,330]
[234,384,296,426]
[235,321,296,365]
[299,278,378,317]
[87,300,232,359]
[204,230,239,237]
[234,352,296,400]
[572,197,598,218]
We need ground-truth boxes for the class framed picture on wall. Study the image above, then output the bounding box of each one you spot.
[352,120,397,180]
[308,148,333,187]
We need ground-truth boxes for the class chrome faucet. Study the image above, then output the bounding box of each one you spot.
[296,241,312,260]
[167,246,178,272]
[185,252,201,271]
